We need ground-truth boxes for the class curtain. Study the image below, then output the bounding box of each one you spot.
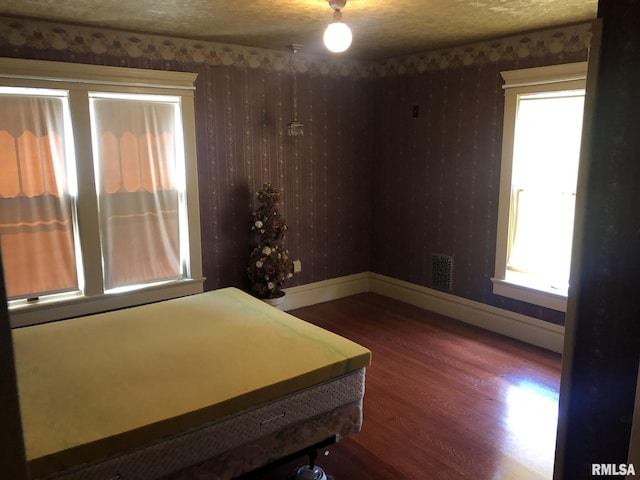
[0,94,78,299]
[90,97,182,290]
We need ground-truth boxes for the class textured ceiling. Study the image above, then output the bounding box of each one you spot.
[0,0,598,59]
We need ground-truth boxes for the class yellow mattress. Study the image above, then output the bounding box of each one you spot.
[12,287,371,478]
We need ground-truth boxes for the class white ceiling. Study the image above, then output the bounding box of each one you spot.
[0,0,599,60]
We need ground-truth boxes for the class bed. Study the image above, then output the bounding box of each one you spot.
[12,287,371,480]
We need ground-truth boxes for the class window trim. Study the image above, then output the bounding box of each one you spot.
[491,62,587,312]
[0,59,204,327]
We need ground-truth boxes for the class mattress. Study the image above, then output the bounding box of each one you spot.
[42,369,366,480]
[12,287,371,479]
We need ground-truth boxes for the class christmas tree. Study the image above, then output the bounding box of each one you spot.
[247,183,294,299]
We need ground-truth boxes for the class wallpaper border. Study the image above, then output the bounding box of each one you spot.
[374,22,593,76]
[0,16,369,78]
[0,16,592,77]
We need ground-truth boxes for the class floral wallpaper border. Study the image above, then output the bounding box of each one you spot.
[0,17,592,77]
[374,22,593,76]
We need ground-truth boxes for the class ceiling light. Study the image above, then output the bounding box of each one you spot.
[323,0,352,53]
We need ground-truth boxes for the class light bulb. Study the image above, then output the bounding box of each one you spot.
[323,22,352,53]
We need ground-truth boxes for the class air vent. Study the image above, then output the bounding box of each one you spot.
[431,254,453,292]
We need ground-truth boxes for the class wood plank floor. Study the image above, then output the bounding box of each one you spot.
[245,293,561,480]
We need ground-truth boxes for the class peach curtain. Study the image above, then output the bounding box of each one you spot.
[90,97,181,290]
[0,94,78,299]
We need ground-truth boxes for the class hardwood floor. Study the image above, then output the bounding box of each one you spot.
[246,293,561,480]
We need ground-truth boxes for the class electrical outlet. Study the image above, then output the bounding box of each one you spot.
[293,260,302,273]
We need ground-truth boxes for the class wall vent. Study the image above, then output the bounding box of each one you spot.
[431,254,453,292]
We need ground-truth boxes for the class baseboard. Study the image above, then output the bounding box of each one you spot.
[282,272,370,311]
[283,272,564,353]
[369,273,565,353]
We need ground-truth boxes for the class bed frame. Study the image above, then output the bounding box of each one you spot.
[13,288,371,480]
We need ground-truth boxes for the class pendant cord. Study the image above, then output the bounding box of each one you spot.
[292,49,298,121]
[287,44,304,136]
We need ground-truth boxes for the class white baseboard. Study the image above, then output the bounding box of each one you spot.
[283,272,564,353]
[282,272,370,311]
[369,273,564,353]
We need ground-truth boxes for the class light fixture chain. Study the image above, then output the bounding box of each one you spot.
[287,44,304,136]
[292,67,298,120]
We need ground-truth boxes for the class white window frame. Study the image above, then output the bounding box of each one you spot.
[491,62,587,313]
[0,58,203,327]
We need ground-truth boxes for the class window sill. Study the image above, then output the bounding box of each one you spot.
[491,275,567,312]
[9,278,205,328]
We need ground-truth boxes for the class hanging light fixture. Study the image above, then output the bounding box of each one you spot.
[287,44,304,137]
[323,0,352,53]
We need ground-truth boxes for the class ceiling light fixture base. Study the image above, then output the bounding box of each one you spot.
[328,0,347,10]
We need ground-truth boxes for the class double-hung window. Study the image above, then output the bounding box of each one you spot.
[492,62,587,312]
[0,59,203,326]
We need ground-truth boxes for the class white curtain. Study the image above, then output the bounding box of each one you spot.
[90,96,182,290]
[0,93,78,299]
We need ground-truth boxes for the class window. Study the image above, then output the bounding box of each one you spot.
[90,93,186,291]
[0,89,78,300]
[492,62,587,312]
[0,59,203,326]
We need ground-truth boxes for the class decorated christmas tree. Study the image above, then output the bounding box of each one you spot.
[247,183,294,299]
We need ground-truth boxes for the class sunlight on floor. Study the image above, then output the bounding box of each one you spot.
[494,379,559,479]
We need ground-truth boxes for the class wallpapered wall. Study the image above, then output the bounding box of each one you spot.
[371,39,589,325]
[195,66,373,293]
[0,18,375,296]
[0,18,591,325]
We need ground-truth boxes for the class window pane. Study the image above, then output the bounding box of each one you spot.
[512,93,584,192]
[90,95,183,290]
[0,92,78,299]
[508,189,575,287]
[508,92,584,287]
